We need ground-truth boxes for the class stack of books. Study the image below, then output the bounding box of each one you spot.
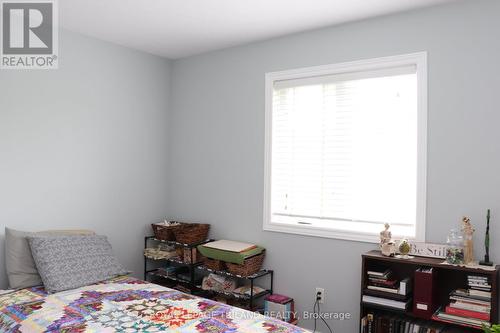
[432,275,491,329]
[366,269,412,296]
[360,312,445,333]
[468,275,492,298]
[362,269,412,311]
[367,269,398,293]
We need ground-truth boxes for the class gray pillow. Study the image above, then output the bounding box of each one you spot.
[5,227,95,289]
[28,235,129,293]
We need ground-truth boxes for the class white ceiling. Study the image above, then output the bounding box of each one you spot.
[60,0,456,59]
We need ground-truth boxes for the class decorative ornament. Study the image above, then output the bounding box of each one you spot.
[396,239,412,259]
[480,209,493,266]
[446,228,464,264]
[379,223,396,256]
[462,216,475,265]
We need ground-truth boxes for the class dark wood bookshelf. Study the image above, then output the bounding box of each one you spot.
[360,250,500,332]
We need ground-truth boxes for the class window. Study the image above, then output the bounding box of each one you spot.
[263,53,427,243]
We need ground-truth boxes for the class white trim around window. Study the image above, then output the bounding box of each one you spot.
[263,52,428,243]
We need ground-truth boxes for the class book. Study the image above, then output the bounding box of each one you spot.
[467,275,491,294]
[445,305,490,321]
[432,317,485,330]
[469,289,492,298]
[449,300,491,313]
[367,269,391,278]
[433,309,490,329]
[398,278,412,296]
[468,275,489,282]
[202,240,257,253]
[433,312,491,328]
[450,291,491,305]
[360,315,367,333]
[469,283,491,289]
[266,294,292,304]
[367,313,374,333]
[363,289,409,302]
[449,298,491,309]
[468,280,490,286]
[362,295,411,310]
[363,313,445,333]
[368,278,398,287]
[379,316,389,332]
[367,273,413,300]
[367,285,400,294]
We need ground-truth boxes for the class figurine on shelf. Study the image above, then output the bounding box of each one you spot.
[480,209,493,266]
[462,216,475,265]
[396,239,412,259]
[379,223,396,256]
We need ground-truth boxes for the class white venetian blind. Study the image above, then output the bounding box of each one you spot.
[270,66,418,237]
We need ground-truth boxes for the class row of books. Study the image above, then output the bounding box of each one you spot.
[363,269,412,314]
[366,269,412,297]
[360,312,446,333]
[431,275,491,329]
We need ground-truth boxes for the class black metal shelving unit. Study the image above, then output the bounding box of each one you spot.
[144,236,273,311]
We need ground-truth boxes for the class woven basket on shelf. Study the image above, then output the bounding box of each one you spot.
[204,258,226,271]
[226,252,265,277]
[175,247,184,258]
[173,223,210,245]
[151,222,188,241]
[173,246,202,263]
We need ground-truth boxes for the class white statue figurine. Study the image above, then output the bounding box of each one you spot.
[380,223,396,256]
[462,216,475,265]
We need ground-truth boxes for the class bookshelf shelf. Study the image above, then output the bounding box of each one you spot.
[360,250,499,332]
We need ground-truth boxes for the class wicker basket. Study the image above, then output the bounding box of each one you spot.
[175,247,184,258]
[173,223,210,245]
[204,258,226,271]
[226,252,265,277]
[151,222,188,241]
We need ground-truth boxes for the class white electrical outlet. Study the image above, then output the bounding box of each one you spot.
[315,287,325,304]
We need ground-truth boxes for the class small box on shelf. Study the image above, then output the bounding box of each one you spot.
[264,294,295,324]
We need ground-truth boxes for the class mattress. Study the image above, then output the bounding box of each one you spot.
[0,276,306,332]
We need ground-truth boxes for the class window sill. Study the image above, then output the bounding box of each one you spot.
[263,221,381,243]
[263,221,424,244]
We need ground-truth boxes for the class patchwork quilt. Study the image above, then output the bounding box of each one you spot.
[0,276,306,333]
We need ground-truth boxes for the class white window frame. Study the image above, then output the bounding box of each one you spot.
[263,52,428,243]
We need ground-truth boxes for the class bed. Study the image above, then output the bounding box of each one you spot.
[0,276,306,333]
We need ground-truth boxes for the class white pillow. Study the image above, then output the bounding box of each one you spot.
[5,227,94,289]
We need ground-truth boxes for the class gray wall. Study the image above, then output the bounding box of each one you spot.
[0,30,171,288]
[168,0,500,331]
